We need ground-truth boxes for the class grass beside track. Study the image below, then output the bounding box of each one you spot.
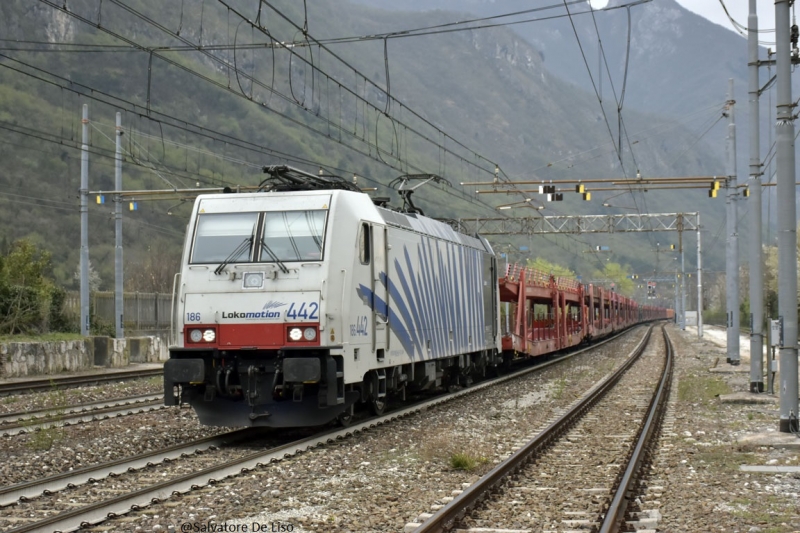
[0,333,85,343]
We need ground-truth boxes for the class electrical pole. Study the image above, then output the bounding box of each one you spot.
[697,213,703,338]
[115,112,124,340]
[748,0,764,392]
[775,0,798,433]
[80,104,90,337]
[725,79,740,365]
[674,274,678,323]
[680,230,686,330]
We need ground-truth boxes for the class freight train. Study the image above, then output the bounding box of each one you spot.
[164,166,670,427]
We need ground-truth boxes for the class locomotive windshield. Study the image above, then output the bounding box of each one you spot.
[191,212,258,264]
[261,210,326,261]
[189,210,327,265]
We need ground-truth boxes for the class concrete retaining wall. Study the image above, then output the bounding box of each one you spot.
[0,336,167,378]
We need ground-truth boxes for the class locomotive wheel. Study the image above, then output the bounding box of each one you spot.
[337,407,354,427]
[370,397,387,416]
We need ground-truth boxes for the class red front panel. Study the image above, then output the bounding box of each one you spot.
[219,323,286,347]
[185,323,320,348]
[220,323,320,348]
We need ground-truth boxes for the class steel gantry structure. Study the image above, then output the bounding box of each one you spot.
[459,212,703,337]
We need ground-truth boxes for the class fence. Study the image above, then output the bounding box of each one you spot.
[65,291,173,331]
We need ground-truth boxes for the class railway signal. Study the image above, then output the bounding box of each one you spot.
[647,281,657,299]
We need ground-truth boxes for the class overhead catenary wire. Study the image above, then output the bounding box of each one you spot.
[1,0,653,53]
[32,0,441,180]
[0,54,372,181]
[0,119,246,189]
[90,122,181,191]
[215,0,500,178]
[114,0,498,178]
[561,0,630,175]
[15,0,659,209]
[584,0,654,229]
[6,0,712,280]
[716,0,776,46]
[0,54,506,219]
[260,0,653,47]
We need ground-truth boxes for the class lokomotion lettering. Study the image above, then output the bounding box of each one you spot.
[222,310,282,319]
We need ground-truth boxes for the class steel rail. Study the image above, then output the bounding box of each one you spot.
[0,399,165,436]
[413,325,656,533]
[598,325,674,533]
[0,393,162,426]
[0,427,256,507]
[0,368,163,396]
[5,327,647,533]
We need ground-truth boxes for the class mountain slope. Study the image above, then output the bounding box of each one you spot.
[0,0,726,290]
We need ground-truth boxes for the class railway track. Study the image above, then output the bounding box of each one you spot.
[0,393,164,436]
[0,427,254,507]
[0,368,163,396]
[408,324,673,533]
[0,328,644,533]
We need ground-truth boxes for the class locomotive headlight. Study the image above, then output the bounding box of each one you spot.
[203,329,216,342]
[243,272,264,289]
[288,327,303,341]
[303,327,317,341]
[189,329,203,343]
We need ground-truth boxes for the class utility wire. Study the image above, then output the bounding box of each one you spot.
[4,1,653,52]
[280,0,653,46]
[585,2,653,231]
[0,54,505,220]
[216,0,500,178]
[90,122,182,190]
[562,0,644,224]
[716,0,777,46]
[94,0,500,180]
[34,0,441,179]
[0,120,242,188]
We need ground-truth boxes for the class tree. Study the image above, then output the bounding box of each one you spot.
[125,239,181,293]
[0,239,69,334]
[590,261,635,296]
[73,260,102,292]
[526,257,575,278]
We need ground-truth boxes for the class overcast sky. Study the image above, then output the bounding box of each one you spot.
[675,0,777,42]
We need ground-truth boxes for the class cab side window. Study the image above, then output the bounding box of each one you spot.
[359,223,371,264]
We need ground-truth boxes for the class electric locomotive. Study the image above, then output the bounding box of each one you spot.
[164,166,502,427]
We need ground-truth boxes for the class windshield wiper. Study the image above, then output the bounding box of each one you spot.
[283,212,302,261]
[214,224,256,275]
[305,212,323,250]
[213,237,251,275]
[260,238,290,274]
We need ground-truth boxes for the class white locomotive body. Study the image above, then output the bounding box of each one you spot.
[165,182,501,427]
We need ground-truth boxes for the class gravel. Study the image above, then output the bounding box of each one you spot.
[0,405,229,487]
[0,376,163,415]
[91,327,647,533]
[8,324,798,533]
[643,326,800,532]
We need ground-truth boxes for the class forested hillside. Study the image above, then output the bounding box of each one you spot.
[0,0,727,292]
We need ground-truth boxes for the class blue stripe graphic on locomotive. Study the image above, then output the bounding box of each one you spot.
[355,284,416,358]
[384,269,424,357]
[402,247,427,354]
[381,271,424,357]
[356,240,487,361]
[420,238,438,356]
